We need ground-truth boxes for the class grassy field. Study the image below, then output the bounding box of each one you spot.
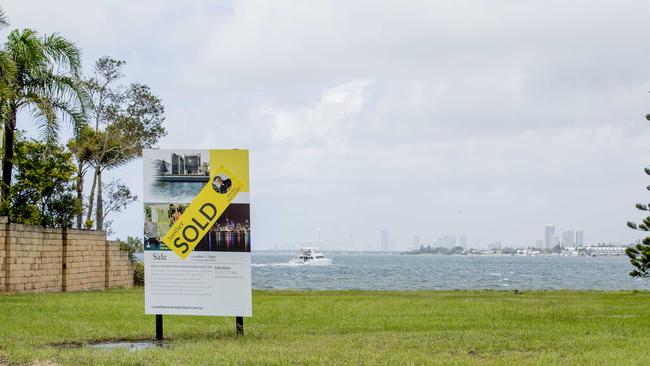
[1,289,650,365]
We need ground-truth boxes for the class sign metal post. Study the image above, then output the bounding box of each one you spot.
[236,316,244,336]
[156,314,163,340]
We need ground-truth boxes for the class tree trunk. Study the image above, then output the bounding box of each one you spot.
[75,161,84,228]
[96,169,103,230]
[86,167,98,227]
[1,107,16,200]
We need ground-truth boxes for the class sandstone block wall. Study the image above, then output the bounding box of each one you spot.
[106,241,135,289]
[0,217,134,293]
[0,217,5,291]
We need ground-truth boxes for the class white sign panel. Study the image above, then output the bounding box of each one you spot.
[142,149,252,316]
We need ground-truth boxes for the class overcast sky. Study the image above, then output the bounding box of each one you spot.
[4,1,650,249]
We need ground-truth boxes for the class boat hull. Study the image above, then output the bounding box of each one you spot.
[291,258,333,266]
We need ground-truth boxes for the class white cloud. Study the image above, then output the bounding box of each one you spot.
[262,80,370,145]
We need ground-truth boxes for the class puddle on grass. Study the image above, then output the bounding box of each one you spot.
[89,341,164,350]
[57,341,169,351]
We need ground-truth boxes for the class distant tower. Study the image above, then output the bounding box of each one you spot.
[575,230,584,246]
[171,153,185,175]
[381,230,389,251]
[562,230,575,247]
[183,154,201,174]
[544,225,555,249]
[459,236,468,249]
[413,235,420,249]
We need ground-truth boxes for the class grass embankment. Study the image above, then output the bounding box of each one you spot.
[1,289,650,365]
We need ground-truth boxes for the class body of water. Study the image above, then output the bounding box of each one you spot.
[252,252,650,291]
[148,181,204,203]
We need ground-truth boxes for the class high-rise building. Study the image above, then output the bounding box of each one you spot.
[413,235,420,248]
[381,230,389,251]
[459,235,468,248]
[171,153,184,175]
[576,230,584,246]
[562,230,575,247]
[184,154,201,174]
[544,225,555,249]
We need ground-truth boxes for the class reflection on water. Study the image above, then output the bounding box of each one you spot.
[195,231,250,252]
[148,181,204,202]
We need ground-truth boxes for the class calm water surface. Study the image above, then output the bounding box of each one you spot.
[252,252,650,291]
[148,181,204,202]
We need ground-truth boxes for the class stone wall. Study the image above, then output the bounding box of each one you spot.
[0,217,134,293]
[106,240,135,289]
[0,218,5,291]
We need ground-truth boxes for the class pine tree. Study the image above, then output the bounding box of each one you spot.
[626,112,650,278]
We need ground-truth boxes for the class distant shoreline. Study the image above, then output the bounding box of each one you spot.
[250,249,628,257]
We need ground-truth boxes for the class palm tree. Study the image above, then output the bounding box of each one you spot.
[0,6,15,192]
[0,7,11,188]
[0,29,85,199]
[67,124,97,228]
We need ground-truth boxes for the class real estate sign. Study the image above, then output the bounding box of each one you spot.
[142,149,251,316]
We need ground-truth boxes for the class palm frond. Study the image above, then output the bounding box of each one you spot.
[50,97,86,138]
[0,50,17,81]
[21,67,88,138]
[23,92,58,143]
[0,8,8,29]
[29,69,80,104]
[6,29,47,73]
[42,33,81,76]
[0,50,17,102]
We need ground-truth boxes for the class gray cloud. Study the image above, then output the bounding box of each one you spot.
[4,0,650,249]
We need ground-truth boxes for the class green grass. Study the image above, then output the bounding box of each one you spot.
[1,289,650,365]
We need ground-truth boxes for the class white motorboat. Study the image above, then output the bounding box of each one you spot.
[294,247,332,265]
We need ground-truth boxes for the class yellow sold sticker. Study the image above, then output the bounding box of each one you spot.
[162,166,243,259]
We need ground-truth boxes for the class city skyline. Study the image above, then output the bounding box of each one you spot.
[265,225,612,252]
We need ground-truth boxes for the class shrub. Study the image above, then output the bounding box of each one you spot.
[118,236,143,262]
[1,137,81,227]
[134,262,144,286]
